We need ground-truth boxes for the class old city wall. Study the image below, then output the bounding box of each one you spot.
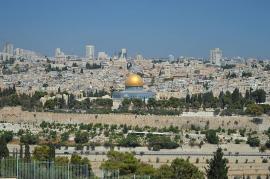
[0,107,269,131]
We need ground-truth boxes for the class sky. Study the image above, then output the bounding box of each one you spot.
[0,0,270,58]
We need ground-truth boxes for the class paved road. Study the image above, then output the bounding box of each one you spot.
[8,144,270,157]
[54,149,270,157]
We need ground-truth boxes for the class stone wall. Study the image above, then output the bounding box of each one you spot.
[1,107,269,131]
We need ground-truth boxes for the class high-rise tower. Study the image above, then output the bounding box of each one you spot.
[3,42,14,55]
[86,45,95,60]
[210,48,222,66]
[119,48,127,59]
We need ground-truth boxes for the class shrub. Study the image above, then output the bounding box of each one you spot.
[247,136,260,147]
[235,139,243,144]
[152,145,160,151]
[262,158,268,163]
[74,131,89,144]
[265,140,270,149]
[147,135,179,149]
[246,104,263,116]
[20,133,38,144]
[0,131,13,143]
[118,134,140,147]
[206,130,219,144]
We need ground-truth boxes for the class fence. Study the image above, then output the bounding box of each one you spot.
[0,158,90,179]
[101,170,151,179]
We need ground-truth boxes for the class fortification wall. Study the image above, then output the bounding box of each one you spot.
[1,107,269,131]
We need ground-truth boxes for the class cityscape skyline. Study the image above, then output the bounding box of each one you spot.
[0,0,270,58]
[1,1,270,177]
[1,41,270,60]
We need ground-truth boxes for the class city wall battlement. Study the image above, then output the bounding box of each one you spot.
[0,107,269,131]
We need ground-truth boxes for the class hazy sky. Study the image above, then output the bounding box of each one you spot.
[0,0,270,58]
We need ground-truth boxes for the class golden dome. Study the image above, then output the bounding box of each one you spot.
[125,74,144,87]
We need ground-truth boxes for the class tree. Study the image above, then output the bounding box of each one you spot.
[86,62,91,69]
[251,89,266,103]
[245,90,250,100]
[147,135,179,149]
[44,99,56,110]
[265,140,270,149]
[202,91,215,108]
[74,131,89,144]
[24,144,31,161]
[71,154,92,175]
[121,98,131,110]
[231,88,243,109]
[70,154,82,164]
[101,151,140,175]
[86,62,101,69]
[170,158,204,179]
[147,98,156,109]
[242,71,252,78]
[206,130,219,144]
[222,64,235,69]
[206,148,229,179]
[20,133,39,144]
[119,134,140,147]
[186,94,191,104]
[154,164,174,179]
[57,96,66,109]
[19,144,23,159]
[136,163,156,176]
[0,136,9,159]
[245,104,263,116]
[131,98,144,110]
[219,91,225,109]
[43,83,49,88]
[261,104,270,115]
[48,143,55,161]
[68,94,76,109]
[92,98,113,109]
[0,131,13,143]
[72,62,78,67]
[247,136,260,147]
[32,145,50,161]
[55,156,69,165]
[81,98,91,110]
[61,132,69,142]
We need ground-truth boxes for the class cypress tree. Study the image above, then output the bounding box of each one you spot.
[24,144,31,162]
[245,90,250,100]
[48,143,55,161]
[185,94,191,104]
[206,148,229,179]
[0,136,9,159]
[19,144,23,159]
